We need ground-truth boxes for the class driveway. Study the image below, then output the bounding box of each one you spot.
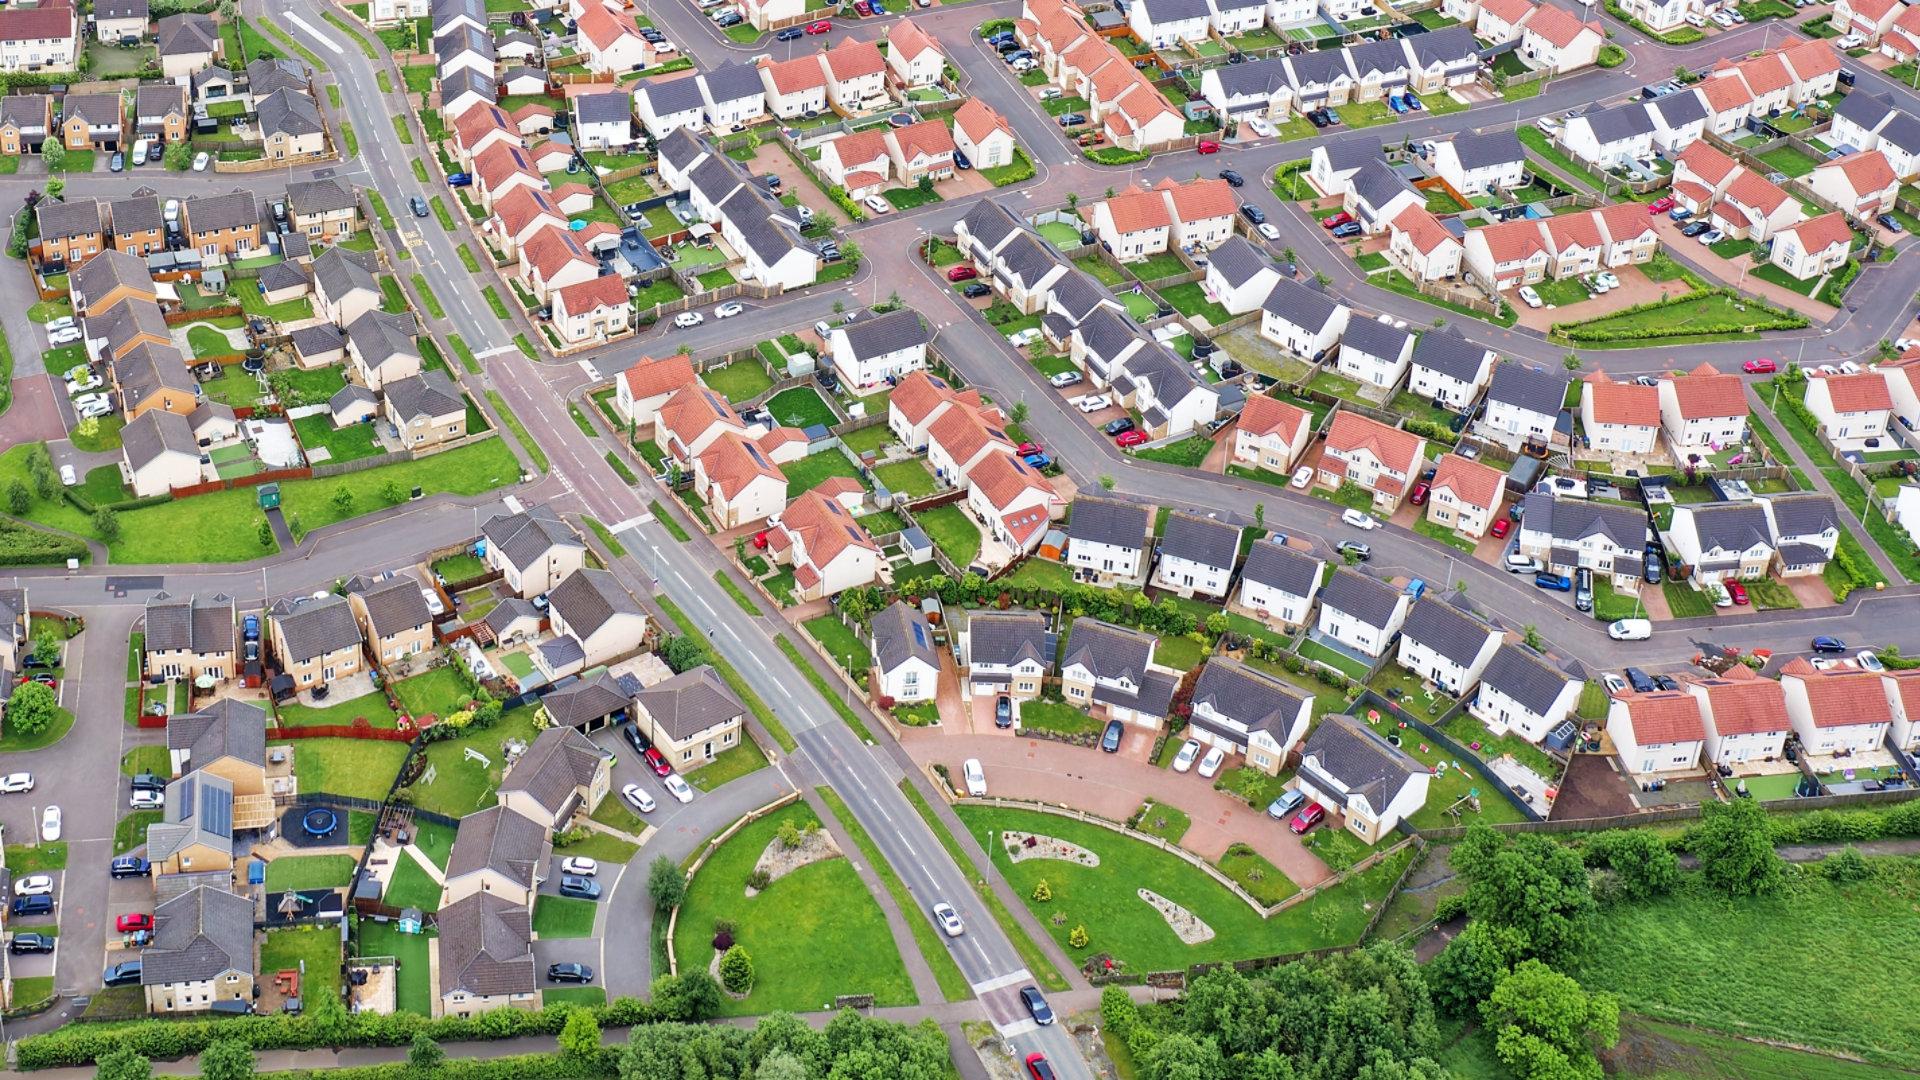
[1,374,71,454]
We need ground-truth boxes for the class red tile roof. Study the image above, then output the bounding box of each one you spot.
[492,186,564,238]
[1391,205,1457,254]
[1781,211,1855,255]
[555,275,629,316]
[1823,149,1898,197]
[577,3,639,52]
[1156,176,1237,224]
[1790,667,1893,728]
[1102,186,1171,234]
[823,40,885,81]
[1677,140,1741,187]
[780,489,879,573]
[1595,202,1657,245]
[698,431,786,501]
[1238,394,1310,442]
[928,404,1013,469]
[1522,3,1598,47]
[474,141,542,193]
[1781,39,1842,80]
[1621,691,1706,745]
[1474,218,1549,264]
[954,98,1014,146]
[887,18,941,62]
[657,384,745,451]
[1585,375,1659,426]
[1542,211,1603,252]
[828,127,890,169]
[1696,676,1790,736]
[1478,0,1535,23]
[1429,453,1504,511]
[0,2,74,42]
[1664,369,1748,419]
[969,450,1056,512]
[764,54,827,94]
[453,103,514,153]
[521,225,596,281]
[1733,53,1793,96]
[1699,73,1755,113]
[890,119,955,163]
[619,354,698,401]
[1326,411,1423,477]
[1813,371,1892,413]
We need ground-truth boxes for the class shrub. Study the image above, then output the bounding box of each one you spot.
[1596,44,1626,66]
[746,868,771,890]
[719,944,755,994]
[1069,925,1089,948]
[1032,879,1052,902]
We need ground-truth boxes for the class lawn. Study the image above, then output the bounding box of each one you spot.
[1298,637,1371,681]
[265,854,357,891]
[261,926,342,1005]
[873,459,938,497]
[297,738,412,802]
[682,733,770,793]
[392,666,471,719]
[1557,291,1801,346]
[1757,145,1826,178]
[1133,252,1190,280]
[278,438,521,533]
[383,855,443,912]
[531,894,599,938]
[1157,282,1230,326]
[764,386,838,429]
[1073,256,1129,287]
[782,450,866,492]
[1216,843,1299,907]
[842,423,894,458]
[1133,800,1191,845]
[1517,127,1606,191]
[671,803,916,1015]
[277,689,400,730]
[291,413,385,465]
[355,921,432,1015]
[409,705,541,818]
[803,613,873,680]
[703,360,775,403]
[916,504,981,568]
[956,805,1410,972]
[1017,699,1105,737]
[1132,434,1215,467]
[1663,580,1716,618]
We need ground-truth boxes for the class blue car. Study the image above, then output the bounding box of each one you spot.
[1811,636,1848,654]
[1669,206,1693,221]
[1404,94,1423,111]
[1535,572,1572,592]
[1387,95,1407,113]
[1404,577,1425,599]
[243,614,260,640]
[1331,222,1362,238]
[777,26,803,39]
[1023,452,1051,469]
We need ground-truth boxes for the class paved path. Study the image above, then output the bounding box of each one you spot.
[1649,215,1840,322]
[1743,383,1903,582]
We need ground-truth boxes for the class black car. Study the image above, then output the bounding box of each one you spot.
[130,772,167,792]
[1100,718,1124,752]
[103,961,142,988]
[962,282,992,298]
[777,26,803,39]
[623,724,651,756]
[1811,636,1848,654]
[111,855,150,879]
[816,368,840,392]
[1335,540,1370,560]
[716,10,742,24]
[409,195,430,218]
[1103,417,1134,435]
[1241,204,1266,225]
[11,895,52,917]
[9,933,53,954]
[1879,213,1905,233]
[559,874,602,900]
[1218,168,1244,187]
[1624,667,1657,693]
[548,963,595,983]
[995,695,1013,728]
[1644,543,1663,585]
[1653,674,1680,691]
[1680,221,1712,237]
[1020,985,1055,1025]
[1307,109,1330,128]
[997,38,1020,52]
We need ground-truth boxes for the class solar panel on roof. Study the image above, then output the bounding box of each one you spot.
[204,785,232,837]
[912,624,929,647]
[844,525,863,541]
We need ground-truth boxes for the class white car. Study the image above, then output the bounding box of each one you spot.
[0,772,33,793]
[863,194,892,214]
[13,874,53,897]
[714,301,744,318]
[1257,222,1280,241]
[662,773,694,804]
[193,151,210,171]
[1710,9,1735,25]
[932,902,964,937]
[1607,618,1653,641]
[48,327,82,345]
[621,782,656,813]
[962,757,987,797]
[1172,738,1202,772]
[1684,11,1706,24]
[1505,552,1543,573]
[561,857,599,877]
[1290,466,1314,489]
[1197,746,1226,779]
[58,464,76,487]
[673,311,704,328]
[41,805,60,842]
[65,374,102,395]
[130,789,164,810]
[1857,650,1886,672]
[1341,508,1378,530]
[1048,370,1084,388]
[1247,116,1276,137]
[45,316,73,332]
[1517,285,1543,308]
[1837,32,1865,47]
[1076,393,1110,412]
[1595,272,1620,291]
[1600,672,1629,696]
[77,398,114,419]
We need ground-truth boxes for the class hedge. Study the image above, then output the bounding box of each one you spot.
[1673,800,1920,851]
[262,1054,594,1080]
[1402,418,1458,446]
[978,18,1015,36]
[63,488,175,516]
[1087,146,1150,166]
[984,146,1036,187]
[0,521,87,566]
[1551,288,1807,342]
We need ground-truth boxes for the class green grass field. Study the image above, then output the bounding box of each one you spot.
[532,894,599,938]
[354,921,432,1015]
[265,854,357,891]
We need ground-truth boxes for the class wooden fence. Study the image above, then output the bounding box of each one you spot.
[667,790,804,975]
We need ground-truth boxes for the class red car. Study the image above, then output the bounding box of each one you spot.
[1743,359,1777,374]
[1017,442,1043,456]
[1289,803,1325,835]
[1025,1054,1057,1080]
[804,19,831,32]
[644,747,671,777]
[753,530,771,549]
[1648,196,1675,214]
[1409,482,1430,506]
[1321,212,1353,229]
[1491,517,1512,539]
[1197,140,1219,154]
[1116,429,1148,447]
[947,266,977,282]
[116,914,153,933]
[1727,581,1750,605]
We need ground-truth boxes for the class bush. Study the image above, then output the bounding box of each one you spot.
[1069,925,1089,948]
[978,18,1015,36]
[719,944,755,994]
[1087,146,1150,166]
[746,868,771,890]
[1596,44,1626,66]
[4,680,57,736]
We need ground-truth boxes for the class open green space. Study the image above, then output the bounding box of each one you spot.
[383,855,443,912]
[816,786,972,1003]
[802,614,872,682]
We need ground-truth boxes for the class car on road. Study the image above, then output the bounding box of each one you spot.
[1104,416,1135,436]
[805,19,831,31]
[558,874,602,900]
[1331,222,1361,239]
[102,961,142,988]
[963,758,987,796]
[1219,168,1245,186]
[1322,212,1353,229]
[1197,139,1220,153]
[1743,358,1776,374]
[111,856,149,879]
[947,266,978,281]
[0,772,31,794]
[1812,636,1848,654]
[1288,802,1326,835]
[863,194,891,214]
[116,913,153,933]
[1241,204,1266,225]
[1116,429,1148,447]
[932,902,964,936]
[1535,571,1572,592]
[673,311,704,328]
[561,857,598,877]
[548,963,595,983]
[41,805,59,842]
[622,783,656,813]
[14,875,53,897]
[777,25,803,38]
[1335,540,1370,560]
[409,195,430,218]
[1727,580,1750,605]
[8,933,53,954]
[1341,508,1378,530]
[1257,222,1280,240]
[1020,986,1055,1025]
[715,301,744,318]
[1101,718,1124,752]
[1608,619,1653,641]
[1049,370,1083,388]
[664,773,694,804]
[1290,465,1314,489]
[1517,285,1543,308]
[1025,1055,1057,1080]
[1266,788,1307,820]
[1173,738,1202,772]
[1197,745,1225,778]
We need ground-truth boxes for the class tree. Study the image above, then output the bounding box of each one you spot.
[1450,825,1595,968]
[1314,271,1332,288]
[1032,879,1052,902]
[5,479,28,514]
[1253,502,1264,529]
[916,173,934,194]
[257,519,273,548]
[1581,830,1677,902]
[1100,474,1116,490]
[1105,187,1116,198]
[1433,317,1446,329]
[650,970,723,1021]
[1482,960,1619,1080]
[1563,352,1582,370]
[197,1039,255,1080]
[647,854,685,910]
[719,943,755,993]
[93,507,121,544]
[381,479,406,504]
[754,1051,808,1080]
[1066,192,1079,209]
[559,1006,602,1059]
[25,444,54,499]
[1283,247,1296,263]
[661,634,707,674]
[45,177,65,201]
[331,483,355,513]
[1205,612,1228,637]
[1011,400,1029,424]
[1522,623,1542,650]
[831,300,845,317]
[164,141,192,170]
[1691,796,1783,897]
[32,627,59,667]
[1069,925,1089,948]
[1674,65,1691,83]
[95,1046,154,1080]
[1426,918,1527,1017]
[405,1032,445,1072]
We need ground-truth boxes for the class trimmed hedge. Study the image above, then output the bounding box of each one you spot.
[1087,146,1150,166]
[0,521,87,566]
[1551,288,1807,342]
[263,1054,593,1080]
[63,489,175,516]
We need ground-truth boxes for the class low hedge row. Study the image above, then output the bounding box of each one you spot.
[62,488,175,516]
[0,521,87,566]
[1553,288,1806,342]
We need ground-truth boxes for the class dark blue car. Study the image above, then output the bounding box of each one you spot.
[1534,572,1572,592]
[1331,222,1361,239]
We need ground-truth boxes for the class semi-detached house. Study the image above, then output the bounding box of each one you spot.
[1232,393,1313,472]
[1610,691,1706,778]
[1516,492,1648,587]
[1406,325,1493,409]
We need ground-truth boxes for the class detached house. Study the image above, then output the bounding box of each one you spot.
[884,119,955,183]
[1580,372,1660,455]
[1200,55,1293,120]
[1763,494,1842,577]
[762,490,881,601]
[1291,714,1431,842]
[1067,496,1152,585]
[952,98,1017,170]
[543,568,648,672]
[1259,276,1350,358]
[1431,128,1527,198]
[1471,642,1582,742]
[886,19,945,87]
[759,54,829,118]
[1334,316,1415,390]
[1712,169,1803,244]
[1152,512,1241,600]
[1808,150,1902,226]
[1316,569,1410,658]
[634,666,747,768]
[156,11,218,77]
[1426,452,1505,539]
[496,725,612,829]
[1688,668,1791,767]
[1561,101,1654,170]
[1462,217,1551,292]
[871,601,939,705]
[482,505,585,599]
[434,892,538,1020]
[1803,370,1892,444]
[1386,205,1464,283]
[37,198,104,268]
[821,40,888,111]
[613,353,698,427]
[1233,394,1313,473]
[1517,3,1603,73]
[141,886,255,1014]
[1204,236,1283,314]
[1610,691,1706,778]
[960,611,1050,701]
[1089,186,1172,262]
[1657,362,1748,450]
[443,805,550,907]
[1156,176,1238,252]
[693,432,787,530]
[143,592,235,685]
[1187,658,1313,775]
[1237,538,1322,628]
[1060,618,1181,728]
[1477,361,1567,451]
[0,94,50,154]
[1406,325,1493,409]
[1319,411,1426,512]
[1768,213,1855,282]
[1668,501,1774,586]
[1128,0,1210,47]
[1396,596,1502,695]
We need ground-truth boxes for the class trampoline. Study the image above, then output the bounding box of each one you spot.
[302,808,339,837]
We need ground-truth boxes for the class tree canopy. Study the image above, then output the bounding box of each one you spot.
[1689,797,1783,897]
[1450,825,1596,968]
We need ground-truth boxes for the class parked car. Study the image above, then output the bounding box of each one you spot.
[664,773,696,803]
[1101,718,1124,752]
[0,772,32,794]
[1697,228,1725,246]
[447,172,473,187]
[1116,429,1148,447]
[963,758,987,796]
[995,695,1013,728]
[41,805,59,842]
[622,783,656,813]
[9,933,53,954]
[1648,196,1674,214]
[1056,113,1087,127]
[1341,508,1378,530]
[1517,285,1542,308]
[1491,517,1512,539]
[1048,370,1083,388]
[102,961,142,987]
[116,913,153,933]
[1288,803,1326,835]
[947,266,978,282]
[1257,222,1280,240]
[643,746,671,776]
[1076,393,1110,412]
[548,963,595,983]
[558,874,602,900]
[1173,738,1201,772]
[1742,358,1776,374]
[1290,466,1314,489]
[672,311,704,328]
[111,856,149,879]
[130,789,164,810]
[714,301,744,318]
[1812,636,1848,654]
[804,19,832,31]
[1266,789,1307,820]
[962,282,993,298]
[1608,619,1653,641]
[1104,417,1135,436]
[863,194,891,214]
[1321,212,1352,229]
[13,875,53,897]
[1335,540,1371,560]
[1535,572,1572,592]
[1574,567,1594,612]
[1624,667,1657,692]
[1197,140,1219,153]
[1409,482,1430,505]
[1680,220,1712,237]
[1240,205,1266,225]
[777,25,803,38]
[561,857,598,877]
[1879,213,1905,233]
[1858,650,1886,671]
[1197,746,1225,778]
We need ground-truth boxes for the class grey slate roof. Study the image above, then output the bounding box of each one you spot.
[687,153,747,207]
[0,94,48,132]
[269,593,362,662]
[1319,137,1379,173]
[1486,361,1568,415]
[432,0,487,30]
[841,308,931,361]
[481,505,583,572]
[1447,128,1525,171]
[574,90,631,125]
[1242,538,1320,596]
[1068,496,1150,549]
[1262,276,1344,333]
[1688,501,1772,554]
[547,568,642,642]
[183,190,258,235]
[1048,269,1118,324]
[120,407,197,473]
[1211,55,1290,99]
[541,671,630,727]
[439,66,496,106]
[436,892,536,998]
[1836,88,1895,134]
[97,302,171,357]
[256,259,309,295]
[483,597,542,638]
[1075,306,1149,369]
[1350,161,1415,220]
[72,247,155,305]
[344,571,433,640]
[1159,512,1240,570]
[499,725,603,814]
[1767,494,1842,538]
[446,805,549,889]
[145,590,235,657]
[1877,109,1920,154]
[1135,0,1211,23]
[156,13,218,56]
[966,611,1048,669]
[639,73,707,117]
[435,25,494,67]
[384,369,463,423]
[313,245,380,311]
[1341,313,1413,361]
[37,198,103,241]
[1650,87,1706,128]
[1408,25,1482,70]
[258,88,322,138]
[1187,657,1306,742]
[62,93,122,132]
[1320,568,1402,629]
[135,84,188,122]
[1206,235,1273,289]
[1410,325,1491,383]
[246,57,308,96]
[1479,642,1573,714]
[1535,495,1646,549]
[1581,100,1656,145]
[141,886,254,987]
[294,323,347,359]
[287,177,356,216]
[99,0,148,21]
[634,665,745,741]
[958,199,1024,252]
[166,697,267,766]
[871,600,938,675]
[701,60,764,104]
[657,127,709,175]
[1399,597,1495,667]
[1062,618,1156,683]
[995,230,1066,290]
[1288,49,1354,91]
[1346,38,1410,79]
[348,309,420,372]
[1299,713,1423,815]
[539,633,586,671]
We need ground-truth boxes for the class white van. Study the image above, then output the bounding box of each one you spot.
[130,138,151,165]
[1608,619,1653,641]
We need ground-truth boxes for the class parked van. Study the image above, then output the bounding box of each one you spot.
[130,138,151,165]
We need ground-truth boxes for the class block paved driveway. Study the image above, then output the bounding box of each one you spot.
[907,734,1334,888]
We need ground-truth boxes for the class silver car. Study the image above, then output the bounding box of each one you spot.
[932,902,964,937]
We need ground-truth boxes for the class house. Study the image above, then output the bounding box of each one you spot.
[761,491,881,601]
[1237,538,1322,627]
[1830,88,1899,153]
[1580,372,1660,455]
[1687,667,1791,767]
[736,0,805,31]
[312,247,382,326]
[925,400,1016,488]
[533,672,630,736]
[578,2,647,73]
[141,885,255,1014]
[286,177,359,241]
[821,40,888,111]
[1207,0,1267,34]
[1426,452,1505,539]
[1291,714,1431,843]
[1431,129,1526,198]
[473,142,544,213]
[113,340,195,421]
[1808,150,1902,225]
[1129,0,1210,47]
[966,451,1059,555]
[155,12,218,76]
[1539,210,1610,281]
[699,62,767,130]
[634,665,748,769]
[37,197,104,268]
[543,568,647,672]
[383,369,465,450]
[1781,39,1844,100]
[1396,596,1502,696]
[1156,176,1238,252]
[1318,411,1426,511]
[572,90,633,151]
[434,891,538,1018]
[1288,48,1356,112]
[1561,101,1655,170]
[1200,55,1293,120]
[1406,25,1484,94]
[694,432,787,530]
[453,103,520,168]
[1186,657,1313,774]
[1838,0,1907,40]
[959,611,1049,700]
[1316,568,1410,658]
[871,601,939,704]
[1657,362,1748,451]
[59,91,121,150]
[612,354,698,428]
[268,593,363,689]
[1089,186,1172,262]
[1516,492,1649,587]
[443,804,550,906]
[1711,168,1802,243]
[760,54,830,118]
[97,0,149,43]
[488,187,567,261]
[952,200,1068,313]
[1343,162,1424,237]
[1768,212,1855,282]
[1259,276,1350,358]
[1645,87,1709,153]
[1152,512,1241,600]
[1335,317,1415,391]
[1477,361,1567,451]
[133,84,189,145]
[0,94,50,154]
[1470,642,1581,742]
[952,98,1016,170]
[1780,659,1894,754]
[1472,0,1536,41]
[519,226,599,302]
[345,572,434,667]
[162,699,268,796]
[1387,206,1466,284]
[633,75,704,140]
[347,309,423,392]
[143,592,235,685]
[1232,394,1313,474]
[71,248,156,315]
[256,87,325,159]
[435,24,493,79]
[496,725,611,829]
[0,587,24,675]
[830,308,930,390]
[1884,669,1920,752]
[143,771,236,875]
[1066,496,1151,584]
[1803,370,1892,443]
[816,128,891,199]
[655,384,749,464]
[483,505,585,599]
[1406,325,1493,410]
[121,409,201,497]
[714,186,818,292]
[1111,343,1218,441]
[551,275,632,347]
[1060,618,1181,727]
[182,190,262,262]
[374,0,429,24]
[1668,501,1773,586]
[1762,494,1842,576]
[1345,37,1414,104]
[1697,69,1755,136]
[1517,2,1603,72]
[886,19,945,87]
[1204,236,1283,315]
[1462,218,1552,292]
[1610,691,1706,778]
